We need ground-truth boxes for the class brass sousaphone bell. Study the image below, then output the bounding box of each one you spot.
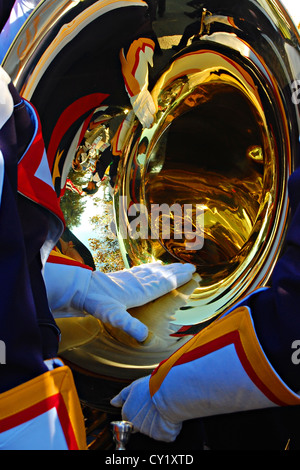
[114,1,300,336]
[3,0,300,410]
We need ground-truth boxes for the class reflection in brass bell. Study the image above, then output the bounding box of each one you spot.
[115,44,293,327]
[110,421,133,450]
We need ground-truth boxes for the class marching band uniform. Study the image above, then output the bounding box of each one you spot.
[112,164,300,446]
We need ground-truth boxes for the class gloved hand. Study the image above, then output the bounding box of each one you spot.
[130,88,156,128]
[83,262,196,342]
[111,375,182,442]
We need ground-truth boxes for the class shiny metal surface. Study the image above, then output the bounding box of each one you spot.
[115,0,300,325]
[110,421,133,450]
[3,0,80,93]
[3,0,300,409]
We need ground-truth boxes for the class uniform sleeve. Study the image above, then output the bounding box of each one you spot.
[0,66,48,393]
[246,165,300,392]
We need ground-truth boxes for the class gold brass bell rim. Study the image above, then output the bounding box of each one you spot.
[115,45,289,326]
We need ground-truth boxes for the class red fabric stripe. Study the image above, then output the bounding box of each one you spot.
[0,394,79,449]
[47,253,93,271]
[18,102,65,223]
[171,331,287,406]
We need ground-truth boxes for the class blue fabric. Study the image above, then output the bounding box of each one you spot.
[242,159,300,392]
[0,79,54,393]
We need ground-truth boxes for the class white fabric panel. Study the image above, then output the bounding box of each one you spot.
[0,407,68,450]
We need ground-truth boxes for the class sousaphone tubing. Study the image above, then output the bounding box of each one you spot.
[3,0,300,420]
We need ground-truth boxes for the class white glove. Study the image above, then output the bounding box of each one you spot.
[130,88,156,128]
[111,375,182,442]
[83,262,196,342]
